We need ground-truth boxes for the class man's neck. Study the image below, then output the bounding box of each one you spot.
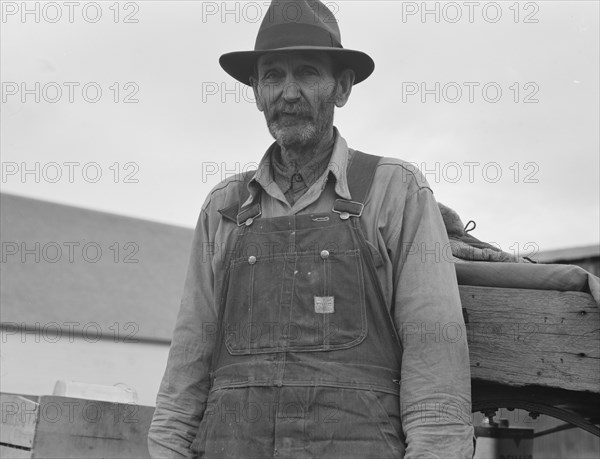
[278,127,335,172]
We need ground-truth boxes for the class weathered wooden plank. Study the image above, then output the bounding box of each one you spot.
[0,393,38,449]
[460,286,599,393]
[31,396,154,459]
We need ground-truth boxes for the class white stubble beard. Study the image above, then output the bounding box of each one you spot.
[265,94,335,149]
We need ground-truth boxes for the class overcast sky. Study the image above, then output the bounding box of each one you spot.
[2,0,599,255]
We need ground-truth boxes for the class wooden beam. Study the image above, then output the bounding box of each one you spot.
[460,286,599,393]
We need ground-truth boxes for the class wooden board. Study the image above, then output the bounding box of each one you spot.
[0,394,155,459]
[460,286,599,393]
[31,396,155,458]
[0,393,38,450]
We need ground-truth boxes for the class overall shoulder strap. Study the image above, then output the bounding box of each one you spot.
[217,170,259,224]
[333,151,381,218]
[219,151,381,222]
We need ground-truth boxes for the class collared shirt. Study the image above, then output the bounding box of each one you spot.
[148,128,474,458]
[245,129,352,215]
[271,134,334,205]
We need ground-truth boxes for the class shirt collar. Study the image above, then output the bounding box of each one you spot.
[244,127,352,207]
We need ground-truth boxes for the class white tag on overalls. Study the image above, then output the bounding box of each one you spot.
[314,296,334,313]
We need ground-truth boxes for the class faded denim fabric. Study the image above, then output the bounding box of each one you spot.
[148,128,474,458]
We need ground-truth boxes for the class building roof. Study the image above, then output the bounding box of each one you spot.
[1,193,194,343]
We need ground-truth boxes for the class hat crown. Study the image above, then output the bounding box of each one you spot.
[218,0,374,86]
[255,0,343,51]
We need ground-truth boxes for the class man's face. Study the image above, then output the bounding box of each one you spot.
[252,52,339,149]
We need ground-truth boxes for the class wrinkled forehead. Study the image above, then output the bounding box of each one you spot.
[256,51,333,70]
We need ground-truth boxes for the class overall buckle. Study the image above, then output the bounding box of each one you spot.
[237,204,262,226]
[332,199,364,220]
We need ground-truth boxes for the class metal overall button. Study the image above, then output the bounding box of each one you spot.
[245,217,254,226]
[339,212,350,220]
[320,250,330,259]
[248,255,257,265]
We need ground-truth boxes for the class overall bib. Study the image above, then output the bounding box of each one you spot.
[193,153,406,458]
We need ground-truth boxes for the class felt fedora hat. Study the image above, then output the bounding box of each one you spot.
[219,0,374,86]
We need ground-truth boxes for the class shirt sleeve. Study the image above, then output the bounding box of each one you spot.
[148,208,217,458]
[388,173,474,458]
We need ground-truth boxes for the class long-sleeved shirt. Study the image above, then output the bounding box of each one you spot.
[148,128,474,458]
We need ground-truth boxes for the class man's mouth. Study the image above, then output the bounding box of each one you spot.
[276,111,310,120]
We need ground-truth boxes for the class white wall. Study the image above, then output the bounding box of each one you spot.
[1,331,169,406]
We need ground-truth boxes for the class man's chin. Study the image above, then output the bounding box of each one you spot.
[269,124,318,148]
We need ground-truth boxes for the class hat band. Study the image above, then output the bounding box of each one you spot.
[255,23,343,51]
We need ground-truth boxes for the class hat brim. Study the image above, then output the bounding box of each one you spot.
[219,47,374,86]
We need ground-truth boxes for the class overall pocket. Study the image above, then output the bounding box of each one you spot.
[222,249,367,354]
[287,249,367,351]
[223,253,287,354]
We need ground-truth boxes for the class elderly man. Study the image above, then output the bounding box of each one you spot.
[149,1,473,458]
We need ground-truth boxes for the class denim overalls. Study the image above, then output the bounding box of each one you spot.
[193,153,406,458]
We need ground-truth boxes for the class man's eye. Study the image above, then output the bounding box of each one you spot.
[263,71,280,80]
[301,68,318,76]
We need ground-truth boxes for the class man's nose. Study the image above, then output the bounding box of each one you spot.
[282,79,301,102]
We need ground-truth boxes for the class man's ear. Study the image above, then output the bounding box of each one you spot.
[334,69,355,108]
[249,76,265,112]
